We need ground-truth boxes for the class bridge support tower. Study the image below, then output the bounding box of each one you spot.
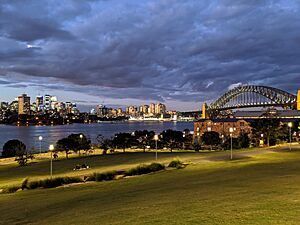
[202,103,208,119]
[297,90,300,110]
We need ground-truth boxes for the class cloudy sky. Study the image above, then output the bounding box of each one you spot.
[0,0,299,111]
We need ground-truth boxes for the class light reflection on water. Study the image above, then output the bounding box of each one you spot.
[0,121,193,152]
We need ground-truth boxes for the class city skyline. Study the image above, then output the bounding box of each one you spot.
[1,1,300,111]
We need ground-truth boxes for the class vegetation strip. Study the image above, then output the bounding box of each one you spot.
[1,161,183,194]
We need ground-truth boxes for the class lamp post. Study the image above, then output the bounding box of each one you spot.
[38,136,43,154]
[49,144,54,178]
[79,134,83,156]
[260,133,264,147]
[229,127,234,160]
[182,134,185,150]
[288,122,292,151]
[154,134,159,160]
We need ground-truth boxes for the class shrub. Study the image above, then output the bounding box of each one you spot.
[21,177,29,190]
[27,176,83,189]
[2,185,20,194]
[168,158,184,169]
[89,171,117,182]
[125,163,165,176]
[27,180,41,189]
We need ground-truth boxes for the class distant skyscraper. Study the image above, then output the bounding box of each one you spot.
[96,104,108,117]
[155,103,166,114]
[50,96,58,109]
[44,95,51,110]
[18,94,30,115]
[139,105,149,114]
[36,96,43,112]
[149,103,155,114]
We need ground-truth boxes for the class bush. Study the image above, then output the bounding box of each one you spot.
[27,176,83,189]
[2,185,20,194]
[27,180,41,189]
[168,158,184,169]
[21,178,29,190]
[125,163,165,176]
[88,171,117,182]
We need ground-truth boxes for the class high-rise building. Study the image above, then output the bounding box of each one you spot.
[18,94,31,115]
[139,105,149,114]
[36,96,43,112]
[126,105,138,115]
[149,103,155,114]
[9,100,18,111]
[0,102,8,110]
[50,96,58,110]
[44,95,51,110]
[66,102,73,114]
[117,108,123,115]
[155,103,166,114]
[96,104,108,117]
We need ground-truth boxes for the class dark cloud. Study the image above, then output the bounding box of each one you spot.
[0,0,300,110]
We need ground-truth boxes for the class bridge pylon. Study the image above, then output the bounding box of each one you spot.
[297,90,300,110]
[202,103,208,119]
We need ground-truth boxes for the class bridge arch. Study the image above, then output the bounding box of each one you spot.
[208,85,297,111]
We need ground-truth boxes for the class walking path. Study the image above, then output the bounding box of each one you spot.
[191,144,299,164]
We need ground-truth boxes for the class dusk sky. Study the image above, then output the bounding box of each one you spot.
[0,0,299,111]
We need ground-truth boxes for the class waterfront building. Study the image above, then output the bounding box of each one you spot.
[0,102,9,110]
[126,105,138,115]
[139,105,149,114]
[194,118,252,141]
[9,100,18,111]
[36,96,43,112]
[18,94,31,115]
[117,108,123,115]
[96,104,108,117]
[44,95,51,110]
[50,96,58,110]
[155,103,166,114]
[149,103,155,114]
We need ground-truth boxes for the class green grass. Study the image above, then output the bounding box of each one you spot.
[0,151,203,188]
[0,145,300,224]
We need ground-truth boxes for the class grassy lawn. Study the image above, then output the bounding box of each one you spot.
[0,150,213,188]
[1,145,300,224]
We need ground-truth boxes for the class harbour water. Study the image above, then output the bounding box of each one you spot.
[0,121,193,153]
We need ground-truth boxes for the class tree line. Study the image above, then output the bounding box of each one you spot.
[1,118,298,166]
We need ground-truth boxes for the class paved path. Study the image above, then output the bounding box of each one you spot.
[190,144,299,164]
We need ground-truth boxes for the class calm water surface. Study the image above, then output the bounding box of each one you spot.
[0,121,193,152]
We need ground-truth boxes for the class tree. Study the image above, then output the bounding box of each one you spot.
[56,133,91,158]
[97,134,113,154]
[67,133,91,155]
[56,137,73,158]
[238,132,250,148]
[250,119,298,146]
[15,150,34,166]
[160,129,184,152]
[201,131,221,150]
[134,130,155,152]
[2,139,26,158]
[111,133,133,152]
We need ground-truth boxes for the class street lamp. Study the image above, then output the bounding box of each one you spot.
[182,134,186,150]
[79,134,83,156]
[154,134,159,160]
[38,136,43,154]
[49,144,54,178]
[288,122,292,151]
[229,127,234,160]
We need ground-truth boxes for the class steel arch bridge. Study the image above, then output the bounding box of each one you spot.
[208,85,297,111]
